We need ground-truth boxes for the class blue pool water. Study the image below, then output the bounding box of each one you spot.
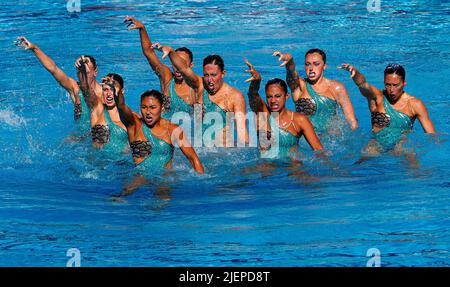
[0,0,449,266]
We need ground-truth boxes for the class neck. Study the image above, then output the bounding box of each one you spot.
[144,118,161,130]
[386,91,404,104]
[209,82,226,96]
[271,107,287,118]
[308,75,325,86]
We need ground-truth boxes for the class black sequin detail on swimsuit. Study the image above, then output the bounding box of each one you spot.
[371,112,391,128]
[74,104,82,120]
[130,140,152,158]
[91,124,110,144]
[295,98,317,116]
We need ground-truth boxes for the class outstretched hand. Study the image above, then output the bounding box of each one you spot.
[101,76,115,87]
[338,63,357,78]
[101,76,118,97]
[244,59,261,83]
[151,42,172,60]
[273,51,292,67]
[75,55,92,73]
[15,36,36,50]
[123,16,144,30]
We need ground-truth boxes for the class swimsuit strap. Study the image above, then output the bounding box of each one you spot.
[281,111,297,132]
[289,111,298,131]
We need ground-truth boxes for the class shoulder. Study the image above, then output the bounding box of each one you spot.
[329,79,347,92]
[166,119,183,133]
[293,111,309,122]
[230,85,244,98]
[229,86,246,105]
[231,87,245,104]
[292,110,311,126]
[408,95,428,115]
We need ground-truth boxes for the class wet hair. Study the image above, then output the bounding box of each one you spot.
[265,78,288,94]
[305,48,327,64]
[140,89,164,105]
[384,63,406,81]
[105,73,124,89]
[175,47,193,64]
[83,55,97,69]
[203,54,225,71]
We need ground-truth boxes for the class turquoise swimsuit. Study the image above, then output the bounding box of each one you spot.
[202,90,227,145]
[162,78,194,120]
[372,96,414,150]
[296,81,338,134]
[103,109,129,152]
[136,122,175,171]
[75,90,128,156]
[262,113,300,158]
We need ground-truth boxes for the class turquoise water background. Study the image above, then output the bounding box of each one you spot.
[0,0,449,266]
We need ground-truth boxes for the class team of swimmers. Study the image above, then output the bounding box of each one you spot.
[15,16,436,174]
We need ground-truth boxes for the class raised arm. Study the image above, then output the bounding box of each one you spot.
[124,17,172,83]
[245,60,271,142]
[16,36,79,103]
[338,64,382,100]
[273,51,303,101]
[152,43,203,95]
[75,56,100,108]
[171,125,204,173]
[244,60,268,114]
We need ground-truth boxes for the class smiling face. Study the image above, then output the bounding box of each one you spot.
[304,52,326,82]
[203,64,225,95]
[384,73,406,100]
[140,96,162,126]
[172,51,192,81]
[265,84,289,113]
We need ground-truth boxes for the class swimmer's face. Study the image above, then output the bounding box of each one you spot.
[203,64,225,95]
[172,51,192,81]
[266,84,289,113]
[384,73,406,100]
[305,53,326,82]
[102,82,121,107]
[140,96,162,126]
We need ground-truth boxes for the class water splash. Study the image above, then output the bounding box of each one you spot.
[0,109,27,129]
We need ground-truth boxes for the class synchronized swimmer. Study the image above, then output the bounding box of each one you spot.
[15,16,437,174]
